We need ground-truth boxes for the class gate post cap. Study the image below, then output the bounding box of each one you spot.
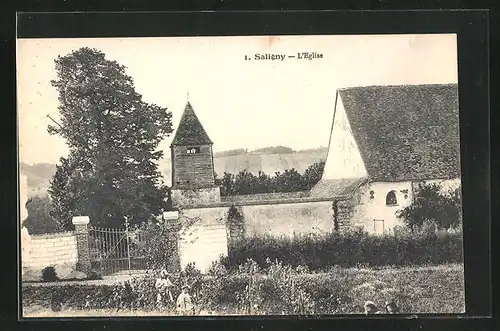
[72,216,90,225]
[163,211,179,221]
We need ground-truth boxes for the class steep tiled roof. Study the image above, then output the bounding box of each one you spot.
[309,178,368,199]
[171,102,213,146]
[338,84,461,182]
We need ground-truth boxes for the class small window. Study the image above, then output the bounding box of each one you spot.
[186,147,200,154]
[386,190,398,206]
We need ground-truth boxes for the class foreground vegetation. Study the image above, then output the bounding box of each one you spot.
[23,259,464,316]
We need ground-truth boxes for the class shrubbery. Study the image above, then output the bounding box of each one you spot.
[41,266,59,282]
[215,160,325,196]
[222,227,463,271]
[397,183,462,231]
[130,219,179,271]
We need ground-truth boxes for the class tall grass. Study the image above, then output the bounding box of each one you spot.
[22,262,465,315]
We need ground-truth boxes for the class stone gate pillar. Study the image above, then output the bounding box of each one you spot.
[72,216,91,273]
[164,211,181,272]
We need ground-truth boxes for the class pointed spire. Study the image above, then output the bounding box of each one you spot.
[171,101,213,147]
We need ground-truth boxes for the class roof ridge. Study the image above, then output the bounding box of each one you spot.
[337,83,458,92]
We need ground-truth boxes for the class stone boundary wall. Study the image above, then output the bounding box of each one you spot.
[180,198,343,240]
[221,191,310,203]
[23,231,78,272]
[180,195,344,209]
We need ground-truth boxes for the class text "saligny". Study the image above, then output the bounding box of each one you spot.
[246,52,324,61]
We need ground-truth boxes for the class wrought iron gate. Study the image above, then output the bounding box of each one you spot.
[88,220,150,275]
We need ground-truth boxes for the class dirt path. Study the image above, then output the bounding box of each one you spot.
[23,306,224,318]
[23,270,148,287]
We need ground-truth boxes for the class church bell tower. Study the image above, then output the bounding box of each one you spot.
[170,100,220,206]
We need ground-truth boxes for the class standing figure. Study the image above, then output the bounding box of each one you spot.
[176,285,195,315]
[121,280,134,310]
[155,269,174,309]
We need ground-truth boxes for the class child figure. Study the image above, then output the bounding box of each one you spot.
[385,300,400,314]
[176,285,195,315]
[155,269,174,309]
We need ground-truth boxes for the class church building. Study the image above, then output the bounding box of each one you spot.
[310,83,462,233]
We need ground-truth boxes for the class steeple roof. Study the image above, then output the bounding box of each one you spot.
[170,102,213,146]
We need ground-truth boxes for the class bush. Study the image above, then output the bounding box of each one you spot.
[41,266,59,282]
[86,270,102,280]
[397,183,462,231]
[131,219,178,270]
[223,228,463,272]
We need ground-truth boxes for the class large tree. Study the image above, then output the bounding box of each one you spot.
[48,47,173,229]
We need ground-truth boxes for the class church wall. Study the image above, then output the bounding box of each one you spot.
[350,177,461,234]
[321,93,368,181]
[350,181,412,234]
[172,145,215,188]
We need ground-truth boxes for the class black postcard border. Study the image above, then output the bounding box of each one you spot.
[4,9,492,331]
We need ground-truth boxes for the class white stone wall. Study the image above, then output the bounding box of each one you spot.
[242,200,334,237]
[351,178,461,234]
[172,186,221,207]
[22,232,78,279]
[178,200,334,272]
[351,181,413,234]
[179,224,228,273]
[180,206,228,226]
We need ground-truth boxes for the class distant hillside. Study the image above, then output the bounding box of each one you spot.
[214,146,328,157]
[20,163,56,197]
[20,146,328,196]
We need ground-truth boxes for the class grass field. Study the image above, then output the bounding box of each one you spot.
[22,263,465,317]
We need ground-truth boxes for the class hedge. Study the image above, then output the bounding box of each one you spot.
[223,228,463,271]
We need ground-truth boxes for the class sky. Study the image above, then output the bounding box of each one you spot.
[17,34,458,165]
